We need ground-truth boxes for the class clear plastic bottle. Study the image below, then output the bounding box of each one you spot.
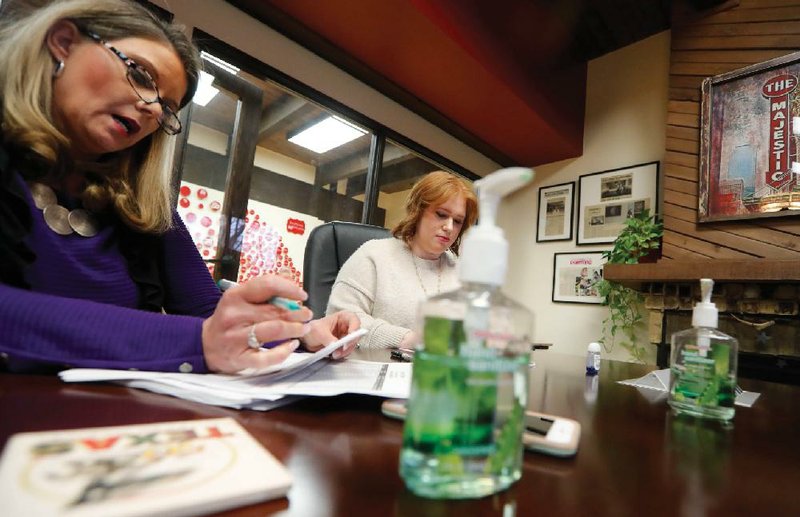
[668,279,738,421]
[400,167,535,499]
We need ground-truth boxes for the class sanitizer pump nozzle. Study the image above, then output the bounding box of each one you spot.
[460,167,534,286]
[692,278,718,329]
[692,278,718,356]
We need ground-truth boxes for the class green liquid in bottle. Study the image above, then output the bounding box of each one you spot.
[669,328,737,421]
[399,347,528,499]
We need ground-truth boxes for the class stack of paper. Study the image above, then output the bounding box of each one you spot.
[60,329,412,411]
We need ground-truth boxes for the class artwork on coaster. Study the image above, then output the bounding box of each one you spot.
[576,162,659,245]
[0,418,292,516]
[699,50,800,222]
[552,252,607,304]
[536,181,575,242]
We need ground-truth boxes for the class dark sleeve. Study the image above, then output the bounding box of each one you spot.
[161,212,221,318]
[0,283,207,373]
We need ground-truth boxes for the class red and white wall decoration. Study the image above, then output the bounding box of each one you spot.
[176,181,322,286]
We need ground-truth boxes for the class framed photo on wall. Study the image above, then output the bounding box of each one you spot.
[698,50,800,222]
[576,161,659,245]
[552,252,606,304]
[536,181,575,242]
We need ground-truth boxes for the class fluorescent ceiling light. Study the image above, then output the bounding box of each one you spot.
[288,116,367,153]
[200,51,239,74]
[193,70,219,107]
[194,52,239,107]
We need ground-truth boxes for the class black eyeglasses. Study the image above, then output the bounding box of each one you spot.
[82,30,182,135]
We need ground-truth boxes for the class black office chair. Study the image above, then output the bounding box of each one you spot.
[302,221,391,318]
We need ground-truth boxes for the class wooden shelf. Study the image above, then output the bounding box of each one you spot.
[603,259,800,289]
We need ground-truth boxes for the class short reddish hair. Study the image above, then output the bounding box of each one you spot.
[391,171,478,255]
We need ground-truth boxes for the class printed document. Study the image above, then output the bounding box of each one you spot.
[60,329,411,410]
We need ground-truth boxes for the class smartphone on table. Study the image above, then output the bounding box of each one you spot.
[523,410,581,457]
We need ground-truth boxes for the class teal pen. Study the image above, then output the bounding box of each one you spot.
[217,279,302,311]
[217,278,304,349]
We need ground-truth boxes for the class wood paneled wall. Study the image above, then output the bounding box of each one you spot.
[664,0,800,261]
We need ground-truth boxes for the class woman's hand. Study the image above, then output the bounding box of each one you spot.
[302,311,362,359]
[399,330,418,349]
[201,275,313,374]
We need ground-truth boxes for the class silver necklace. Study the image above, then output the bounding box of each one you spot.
[29,182,99,237]
[412,252,442,298]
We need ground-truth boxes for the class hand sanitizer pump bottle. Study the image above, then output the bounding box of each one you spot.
[668,279,738,421]
[400,167,535,499]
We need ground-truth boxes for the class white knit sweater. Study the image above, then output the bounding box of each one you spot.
[325,237,459,349]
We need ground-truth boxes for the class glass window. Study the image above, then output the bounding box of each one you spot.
[172,32,478,285]
[174,50,371,286]
[372,140,473,229]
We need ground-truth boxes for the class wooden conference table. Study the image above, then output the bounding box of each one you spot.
[1,352,798,516]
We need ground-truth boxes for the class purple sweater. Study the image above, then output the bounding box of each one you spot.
[0,174,221,373]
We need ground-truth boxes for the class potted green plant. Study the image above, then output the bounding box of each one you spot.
[595,209,663,362]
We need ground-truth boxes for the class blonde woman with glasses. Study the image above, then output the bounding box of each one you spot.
[0,0,360,374]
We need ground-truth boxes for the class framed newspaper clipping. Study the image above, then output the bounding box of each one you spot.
[536,181,575,242]
[552,252,606,304]
[576,161,659,245]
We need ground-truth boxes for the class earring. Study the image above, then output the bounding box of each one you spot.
[53,60,65,78]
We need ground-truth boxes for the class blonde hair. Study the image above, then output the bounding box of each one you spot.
[0,0,200,233]
[392,170,478,255]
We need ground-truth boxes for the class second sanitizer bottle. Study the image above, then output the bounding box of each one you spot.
[668,278,738,421]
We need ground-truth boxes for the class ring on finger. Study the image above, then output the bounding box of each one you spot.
[247,324,261,349]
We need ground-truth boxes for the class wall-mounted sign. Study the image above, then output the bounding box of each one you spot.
[699,50,800,222]
[287,218,306,235]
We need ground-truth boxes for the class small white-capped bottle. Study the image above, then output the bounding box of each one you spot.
[586,342,601,376]
[668,279,738,421]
